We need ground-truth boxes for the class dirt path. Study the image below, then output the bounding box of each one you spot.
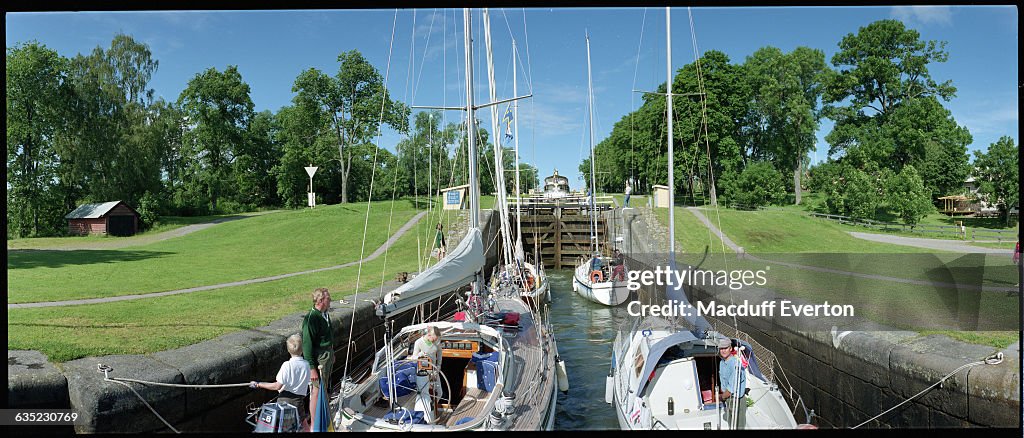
[9,211,427,309]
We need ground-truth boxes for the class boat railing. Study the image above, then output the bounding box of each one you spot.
[702,315,777,385]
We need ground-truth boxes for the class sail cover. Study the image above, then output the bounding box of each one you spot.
[376,228,484,316]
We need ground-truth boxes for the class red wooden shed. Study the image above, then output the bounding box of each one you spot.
[65,201,140,236]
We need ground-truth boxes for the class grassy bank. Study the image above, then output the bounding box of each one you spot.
[8,201,420,303]
[7,209,430,362]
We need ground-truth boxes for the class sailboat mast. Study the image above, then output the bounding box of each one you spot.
[586,32,598,254]
[513,40,522,260]
[666,7,676,263]
[483,8,514,267]
[465,8,479,229]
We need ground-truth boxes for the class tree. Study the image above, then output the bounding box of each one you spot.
[824,19,955,118]
[292,50,409,204]
[972,136,1019,224]
[885,164,933,225]
[178,65,254,212]
[6,42,68,237]
[744,46,827,204]
[822,19,969,213]
[234,110,282,208]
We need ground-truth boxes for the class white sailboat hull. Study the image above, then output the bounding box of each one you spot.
[572,260,630,306]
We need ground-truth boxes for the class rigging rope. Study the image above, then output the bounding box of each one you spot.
[851,352,1004,429]
[342,7,400,386]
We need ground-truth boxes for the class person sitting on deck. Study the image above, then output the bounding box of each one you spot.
[590,253,605,282]
[609,249,626,281]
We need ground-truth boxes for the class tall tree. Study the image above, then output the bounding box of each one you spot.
[6,42,68,237]
[177,65,254,212]
[292,50,409,204]
[745,46,827,204]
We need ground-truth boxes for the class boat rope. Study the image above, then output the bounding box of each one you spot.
[343,8,400,387]
[98,363,263,434]
[850,352,1003,429]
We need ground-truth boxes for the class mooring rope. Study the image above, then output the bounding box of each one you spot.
[850,352,1004,429]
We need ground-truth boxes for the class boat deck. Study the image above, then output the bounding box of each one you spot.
[489,297,557,430]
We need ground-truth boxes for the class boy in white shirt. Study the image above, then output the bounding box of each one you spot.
[251,334,311,429]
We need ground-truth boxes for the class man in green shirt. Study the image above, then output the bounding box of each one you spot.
[303,287,335,423]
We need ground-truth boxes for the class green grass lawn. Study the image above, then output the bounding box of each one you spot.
[6,214,428,363]
[7,200,422,303]
[651,206,734,255]
[967,241,1019,250]
[5,213,243,250]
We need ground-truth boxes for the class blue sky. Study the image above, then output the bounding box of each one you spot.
[7,6,1017,189]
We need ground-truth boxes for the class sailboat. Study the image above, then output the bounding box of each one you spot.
[486,38,551,307]
[606,8,809,430]
[331,9,558,431]
[571,32,631,307]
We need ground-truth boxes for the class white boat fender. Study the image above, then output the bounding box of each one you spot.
[556,357,570,392]
[604,375,614,404]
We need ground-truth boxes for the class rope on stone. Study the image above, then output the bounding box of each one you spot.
[850,352,1004,429]
[97,363,260,433]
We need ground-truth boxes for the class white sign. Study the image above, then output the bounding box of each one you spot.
[305,165,318,208]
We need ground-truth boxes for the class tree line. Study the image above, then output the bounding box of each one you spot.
[580,19,1018,225]
[7,36,538,238]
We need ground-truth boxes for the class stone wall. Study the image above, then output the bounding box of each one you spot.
[7,211,499,433]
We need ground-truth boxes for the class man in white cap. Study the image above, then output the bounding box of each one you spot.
[718,337,747,429]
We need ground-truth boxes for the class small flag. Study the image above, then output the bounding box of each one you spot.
[501,105,514,140]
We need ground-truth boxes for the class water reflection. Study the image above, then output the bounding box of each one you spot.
[549,270,629,430]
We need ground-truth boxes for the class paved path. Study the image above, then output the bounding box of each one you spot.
[685,207,742,252]
[9,211,428,309]
[682,207,1016,293]
[848,232,1014,254]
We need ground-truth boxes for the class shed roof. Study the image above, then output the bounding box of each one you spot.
[65,201,127,219]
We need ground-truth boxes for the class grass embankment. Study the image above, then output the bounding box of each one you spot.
[5,214,245,250]
[7,201,420,303]
[7,201,436,362]
[648,204,1019,348]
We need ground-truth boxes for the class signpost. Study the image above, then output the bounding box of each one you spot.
[305,165,318,208]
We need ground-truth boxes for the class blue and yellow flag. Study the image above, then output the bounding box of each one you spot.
[501,105,514,141]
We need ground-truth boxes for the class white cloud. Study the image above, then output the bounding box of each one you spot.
[890,6,953,27]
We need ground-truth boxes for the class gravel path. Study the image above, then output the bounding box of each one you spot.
[9,211,427,309]
[848,232,1014,254]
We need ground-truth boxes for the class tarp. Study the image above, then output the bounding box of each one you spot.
[634,330,700,396]
[312,378,333,432]
[377,228,484,316]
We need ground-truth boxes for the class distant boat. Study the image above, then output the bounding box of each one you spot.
[571,32,630,308]
[541,170,571,199]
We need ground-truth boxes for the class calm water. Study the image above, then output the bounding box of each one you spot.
[548,270,630,430]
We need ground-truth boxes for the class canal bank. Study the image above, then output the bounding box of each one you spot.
[616,206,1020,428]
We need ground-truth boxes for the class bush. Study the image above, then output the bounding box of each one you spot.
[730,161,786,208]
[885,165,933,225]
[136,191,161,231]
[822,163,880,220]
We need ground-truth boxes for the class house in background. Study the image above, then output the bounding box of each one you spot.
[65,201,140,236]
